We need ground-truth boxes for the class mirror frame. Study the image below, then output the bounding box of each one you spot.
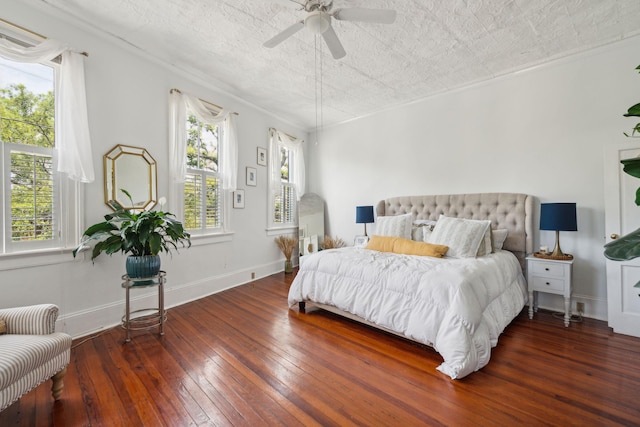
[104,144,158,211]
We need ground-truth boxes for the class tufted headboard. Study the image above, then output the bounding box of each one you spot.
[376,193,533,269]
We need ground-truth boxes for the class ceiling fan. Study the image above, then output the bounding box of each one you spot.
[264,0,397,59]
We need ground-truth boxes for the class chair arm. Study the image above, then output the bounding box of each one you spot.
[0,304,59,335]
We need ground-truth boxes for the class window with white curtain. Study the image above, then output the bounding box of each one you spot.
[169,90,238,238]
[268,128,305,230]
[0,27,92,257]
[1,55,59,252]
[183,105,223,233]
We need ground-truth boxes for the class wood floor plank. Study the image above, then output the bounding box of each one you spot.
[2,270,640,426]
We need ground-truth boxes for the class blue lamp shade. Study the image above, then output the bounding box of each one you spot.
[540,202,577,258]
[540,203,577,232]
[356,205,374,236]
[356,206,374,224]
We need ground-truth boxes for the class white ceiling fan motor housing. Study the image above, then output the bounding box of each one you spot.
[305,10,330,34]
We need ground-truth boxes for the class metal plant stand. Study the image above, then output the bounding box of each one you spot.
[121,271,166,342]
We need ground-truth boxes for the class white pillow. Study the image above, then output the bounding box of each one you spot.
[492,229,508,250]
[476,227,493,257]
[375,214,412,239]
[412,220,437,241]
[427,215,491,258]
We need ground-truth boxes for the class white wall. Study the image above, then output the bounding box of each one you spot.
[1,2,306,337]
[308,35,640,320]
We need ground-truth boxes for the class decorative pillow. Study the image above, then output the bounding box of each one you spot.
[375,214,412,239]
[392,238,448,258]
[476,227,494,257]
[427,215,491,258]
[366,235,398,252]
[0,318,6,335]
[492,229,509,250]
[412,220,437,241]
[366,235,448,258]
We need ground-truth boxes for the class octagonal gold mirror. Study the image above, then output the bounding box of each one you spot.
[104,144,157,211]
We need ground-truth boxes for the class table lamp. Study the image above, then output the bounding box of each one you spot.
[356,206,374,236]
[540,202,577,258]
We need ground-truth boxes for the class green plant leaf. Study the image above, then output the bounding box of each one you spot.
[148,233,162,255]
[621,157,640,179]
[624,103,640,117]
[604,228,640,261]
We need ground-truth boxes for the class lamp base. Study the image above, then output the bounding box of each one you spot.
[545,230,573,260]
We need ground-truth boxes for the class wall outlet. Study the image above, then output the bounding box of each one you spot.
[576,302,585,314]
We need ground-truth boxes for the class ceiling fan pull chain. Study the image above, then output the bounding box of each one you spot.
[320,34,324,137]
[314,34,319,145]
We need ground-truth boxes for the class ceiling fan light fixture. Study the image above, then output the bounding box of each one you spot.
[305,11,330,34]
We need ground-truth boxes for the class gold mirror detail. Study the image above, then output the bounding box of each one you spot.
[104,144,158,211]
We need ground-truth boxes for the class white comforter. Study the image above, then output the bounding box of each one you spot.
[288,247,527,379]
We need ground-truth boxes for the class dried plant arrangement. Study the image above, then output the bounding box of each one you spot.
[321,235,346,250]
[274,235,298,260]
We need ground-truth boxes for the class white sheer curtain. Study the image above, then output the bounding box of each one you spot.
[168,91,237,190]
[269,128,305,200]
[0,38,94,182]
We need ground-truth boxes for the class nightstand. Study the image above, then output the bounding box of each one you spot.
[526,256,574,327]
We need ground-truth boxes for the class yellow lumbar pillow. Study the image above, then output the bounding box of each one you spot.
[365,235,398,252]
[0,318,6,335]
[392,237,449,257]
[366,235,448,258]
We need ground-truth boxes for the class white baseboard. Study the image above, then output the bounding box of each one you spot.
[58,260,284,339]
[531,292,608,322]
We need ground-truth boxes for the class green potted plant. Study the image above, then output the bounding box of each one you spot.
[73,190,191,278]
[604,65,640,262]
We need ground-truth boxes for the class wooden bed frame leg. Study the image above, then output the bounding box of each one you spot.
[298,301,306,313]
[51,367,67,400]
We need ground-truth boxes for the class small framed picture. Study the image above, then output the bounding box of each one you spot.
[246,167,257,186]
[354,235,369,247]
[233,190,245,208]
[257,147,267,166]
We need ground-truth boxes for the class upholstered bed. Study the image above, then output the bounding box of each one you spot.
[288,193,533,379]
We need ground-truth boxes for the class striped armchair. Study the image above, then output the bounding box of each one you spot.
[0,304,72,412]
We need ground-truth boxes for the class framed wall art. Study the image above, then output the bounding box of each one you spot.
[246,167,257,186]
[233,190,245,208]
[257,147,267,166]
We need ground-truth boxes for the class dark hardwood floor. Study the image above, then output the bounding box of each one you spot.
[2,270,640,426]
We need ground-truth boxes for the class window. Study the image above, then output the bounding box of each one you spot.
[274,145,296,224]
[0,56,61,252]
[0,27,92,260]
[268,128,305,229]
[183,111,222,233]
[169,90,237,238]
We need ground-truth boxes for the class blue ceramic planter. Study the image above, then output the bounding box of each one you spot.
[126,255,161,279]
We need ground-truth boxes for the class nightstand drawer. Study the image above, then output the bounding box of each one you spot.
[530,276,565,292]
[530,261,566,278]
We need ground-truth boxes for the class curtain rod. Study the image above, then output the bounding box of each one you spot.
[0,18,89,57]
[170,88,238,115]
[270,127,299,142]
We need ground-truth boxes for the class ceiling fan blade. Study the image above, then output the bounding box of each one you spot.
[263,21,305,48]
[333,8,397,24]
[322,25,346,59]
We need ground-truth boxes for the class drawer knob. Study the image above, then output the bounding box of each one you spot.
[611,233,619,240]
[545,267,549,271]
[546,282,550,285]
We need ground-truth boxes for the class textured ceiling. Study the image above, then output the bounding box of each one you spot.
[38,0,640,130]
